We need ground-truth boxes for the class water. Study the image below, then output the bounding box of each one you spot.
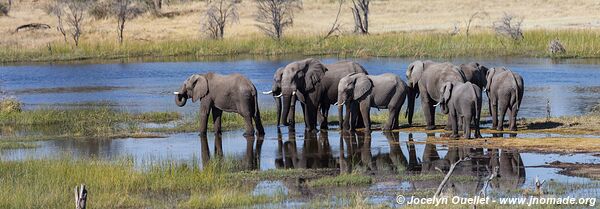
[2,56,600,205]
[2,57,600,116]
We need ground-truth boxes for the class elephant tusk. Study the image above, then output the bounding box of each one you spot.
[173,92,180,95]
[262,90,273,95]
[274,93,283,98]
[433,102,441,107]
[482,88,487,92]
[333,102,338,106]
[337,101,345,106]
[292,90,296,96]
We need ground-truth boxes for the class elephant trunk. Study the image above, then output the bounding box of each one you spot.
[175,87,188,107]
[406,88,416,126]
[275,96,282,126]
[281,93,293,126]
[338,104,344,130]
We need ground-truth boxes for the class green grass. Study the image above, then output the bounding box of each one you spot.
[398,173,477,182]
[0,141,38,150]
[0,99,182,140]
[2,29,600,63]
[0,156,275,208]
[308,173,373,187]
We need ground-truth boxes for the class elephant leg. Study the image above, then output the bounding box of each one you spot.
[343,103,352,130]
[384,107,398,131]
[463,113,472,139]
[360,101,371,132]
[450,110,459,138]
[254,110,265,136]
[497,101,508,131]
[491,99,498,129]
[422,97,436,130]
[198,103,211,135]
[242,115,255,137]
[288,96,296,126]
[474,114,482,138]
[509,102,519,131]
[211,108,223,134]
[305,104,318,133]
[320,105,330,130]
[445,116,453,131]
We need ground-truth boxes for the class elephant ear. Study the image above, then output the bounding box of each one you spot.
[353,74,372,100]
[300,58,328,91]
[406,60,424,88]
[192,75,209,102]
[441,82,453,105]
[485,68,496,91]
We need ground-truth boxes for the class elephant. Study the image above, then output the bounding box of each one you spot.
[438,81,482,139]
[174,72,265,136]
[459,62,489,89]
[279,58,368,132]
[485,67,524,131]
[406,60,466,130]
[336,73,409,131]
[262,67,302,127]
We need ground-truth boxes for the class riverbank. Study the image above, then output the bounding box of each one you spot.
[2,29,600,63]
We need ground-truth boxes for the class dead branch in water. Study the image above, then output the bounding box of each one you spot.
[434,157,471,198]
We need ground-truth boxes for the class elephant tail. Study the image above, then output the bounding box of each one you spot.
[508,70,520,112]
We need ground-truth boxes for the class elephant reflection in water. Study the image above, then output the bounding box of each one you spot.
[199,134,264,170]
[417,133,525,194]
[275,129,335,169]
[338,131,421,174]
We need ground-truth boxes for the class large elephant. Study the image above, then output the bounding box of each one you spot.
[485,67,524,131]
[262,67,302,127]
[174,73,265,136]
[279,58,368,132]
[438,81,482,139]
[406,60,466,130]
[336,73,409,131]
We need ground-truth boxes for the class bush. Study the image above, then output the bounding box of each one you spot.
[0,3,9,16]
[0,98,21,114]
[89,1,111,20]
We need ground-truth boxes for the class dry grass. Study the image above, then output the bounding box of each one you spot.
[2,0,600,50]
[415,137,600,153]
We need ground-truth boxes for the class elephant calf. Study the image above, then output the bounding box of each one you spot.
[337,73,408,131]
[174,72,265,136]
[438,81,482,139]
[485,67,524,131]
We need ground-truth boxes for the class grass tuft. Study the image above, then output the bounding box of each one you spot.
[308,173,373,187]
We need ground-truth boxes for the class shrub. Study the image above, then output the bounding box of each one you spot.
[0,98,21,114]
[0,3,9,16]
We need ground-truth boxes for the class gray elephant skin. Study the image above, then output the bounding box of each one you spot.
[439,81,482,139]
[485,67,524,131]
[279,58,368,132]
[262,67,301,127]
[406,60,466,130]
[337,73,409,131]
[174,72,265,136]
[460,62,489,89]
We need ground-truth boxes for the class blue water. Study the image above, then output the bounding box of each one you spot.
[2,57,600,117]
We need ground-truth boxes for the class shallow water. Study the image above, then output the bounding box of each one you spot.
[2,57,600,206]
[2,57,600,117]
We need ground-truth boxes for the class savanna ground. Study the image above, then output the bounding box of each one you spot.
[2,0,600,208]
[1,0,600,62]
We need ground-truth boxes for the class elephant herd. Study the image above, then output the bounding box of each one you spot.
[174,58,524,139]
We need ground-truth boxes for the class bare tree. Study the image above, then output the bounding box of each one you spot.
[322,0,343,40]
[254,0,302,40]
[350,0,369,34]
[64,0,93,46]
[493,12,523,41]
[44,1,68,42]
[465,11,488,39]
[202,0,239,39]
[112,0,145,44]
